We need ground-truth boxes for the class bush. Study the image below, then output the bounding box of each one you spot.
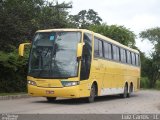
[0,49,28,93]
[155,80,160,90]
[140,77,150,88]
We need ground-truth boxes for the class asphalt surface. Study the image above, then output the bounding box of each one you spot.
[0,90,160,114]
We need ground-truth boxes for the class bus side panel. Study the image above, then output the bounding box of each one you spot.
[102,60,124,95]
[90,59,104,96]
[79,80,91,97]
[123,65,140,92]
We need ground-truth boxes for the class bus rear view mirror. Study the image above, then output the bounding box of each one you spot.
[77,43,84,58]
[19,43,31,56]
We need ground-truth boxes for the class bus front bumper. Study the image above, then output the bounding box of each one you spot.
[28,85,80,98]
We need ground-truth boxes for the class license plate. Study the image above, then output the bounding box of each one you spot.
[46,90,54,94]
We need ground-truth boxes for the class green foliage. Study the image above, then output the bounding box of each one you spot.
[0,0,73,92]
[140,27,160,44]
[139,27,160,88]
[0,0,71,52]
[89,23,136,47]
[140,77,150,88]
[155,80,160,90]
[68,9,102,28]
[0,92,26,96]
[0,49,29,93]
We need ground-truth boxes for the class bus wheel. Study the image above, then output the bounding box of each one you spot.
[127,84,133,98]
[87,84,96,103]
[120,84,128,98]
[46,97,56,102]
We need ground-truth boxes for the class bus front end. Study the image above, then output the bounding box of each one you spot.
[27,76,81,98]
[27,30,85,99]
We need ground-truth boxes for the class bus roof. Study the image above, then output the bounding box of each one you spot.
[37,28,139,54]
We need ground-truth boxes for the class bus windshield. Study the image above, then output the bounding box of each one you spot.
[28,31,81,79]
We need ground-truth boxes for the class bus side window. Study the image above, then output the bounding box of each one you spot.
[80,33,92,80]
[131,52,136,65]
[94,38,103,58]
[113,45,120,61]
[99,40,103,58]
[120,48,127,63]
[135,54,140,66]
[94,38,99,57]
[127,51,131,64]
[104,42,112,59]
[113,45,116,61]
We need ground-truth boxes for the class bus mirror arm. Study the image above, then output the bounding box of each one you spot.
[19,43,31,56]
[77,56,83,61]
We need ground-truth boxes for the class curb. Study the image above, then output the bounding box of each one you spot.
[0,94,31,100]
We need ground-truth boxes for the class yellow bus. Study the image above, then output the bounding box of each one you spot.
[19,29,140,103]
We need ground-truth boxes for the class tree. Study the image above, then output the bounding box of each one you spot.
[89,23,136,47]
[37,1,72,29]
[139,27,160,88]
[68,9,102,28]
[0,0,72,52]
[0,0,73,92]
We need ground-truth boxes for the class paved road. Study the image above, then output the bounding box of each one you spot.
[0,90,160,114]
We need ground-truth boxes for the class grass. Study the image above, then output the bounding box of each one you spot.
[0,92,27,96]
[140,88,160,90]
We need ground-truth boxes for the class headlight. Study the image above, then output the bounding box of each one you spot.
[28,80,37,86]
[61,81,79,87]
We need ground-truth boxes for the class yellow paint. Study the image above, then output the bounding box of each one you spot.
[76,43,84,57]
[24,29,140,98]
[28,84,80,98]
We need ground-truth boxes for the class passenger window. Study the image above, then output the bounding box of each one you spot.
[127,51,131,64]
[120,48,127,63]
[116,47,120,61]
[94,38,99,57]
[113,45,120,61]
[131,53,136,65]
[99,40,103,57]
[104,42,112,59]
[113,45,116,61]
[94,38,103,58]
[135,54,140,66]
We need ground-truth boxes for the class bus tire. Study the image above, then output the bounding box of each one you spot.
[86,84,96,103]
[120,84,128,98]
[46,97,56,102]
[127,83,133,98]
